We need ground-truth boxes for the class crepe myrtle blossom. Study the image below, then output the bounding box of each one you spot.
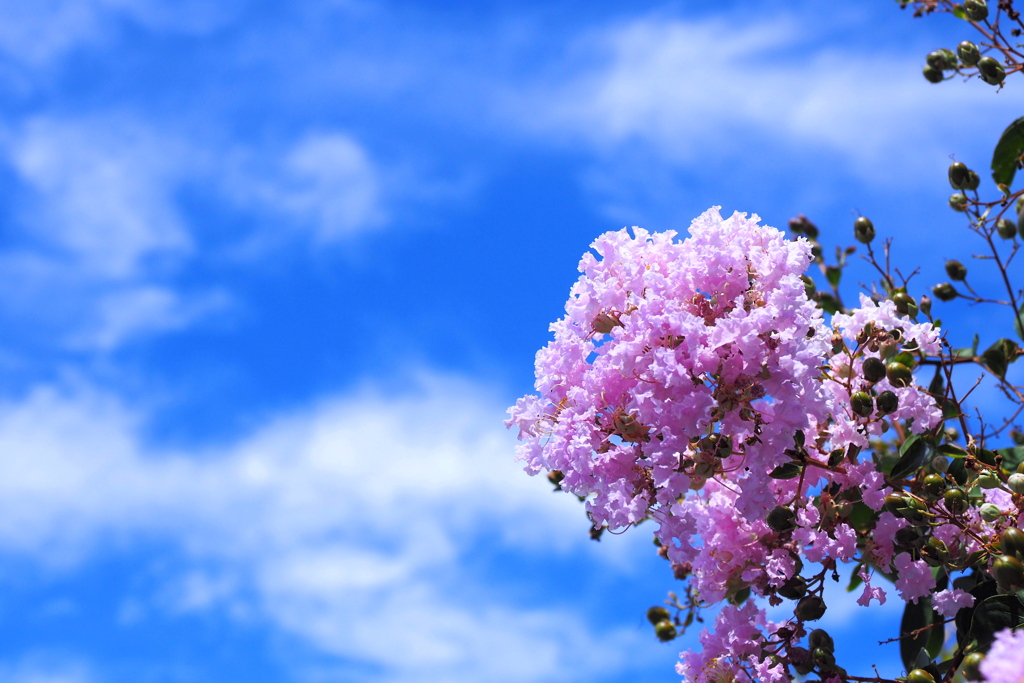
[506,208,958,682]
[980,627,1024,683]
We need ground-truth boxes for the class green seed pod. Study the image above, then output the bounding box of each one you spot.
[1000,527,1024,558]
[1008,473,1024,494]
[931,455,949,472]
[808,628,834,652]
[921,537,949,565]
[978,469,1000,488]
[646,606,671,625]
[854,216,875,244]
[862,357,886,383]
[949,192,969,211]
[997,217,1018,239]
[944,487,968,514]
[886,362,912,388]
[795,595,827,621]
[923,64,944,83]
[965,0,989,21]
[960,652,985,681]
[958,40,981,66]
[877,390,899,415]
[907,669,937,683]
[812,647,836,670]
[926,49,956,70]
[965,169,980,190]
[892,292,916,315]
[654,619,677,642]
[924,473,946,495]
[932,282,958,301]
[981,502,1003,522]
[767,505,797,533]
[992,554,1024,588]
[777,575,807,600]
[979,56,1006,85]
[942,262,966,282]
[850,391,874,417]
[884,492,909,513]
[895,526,923,549]
[919,294,932,316]
[949,161,971,189]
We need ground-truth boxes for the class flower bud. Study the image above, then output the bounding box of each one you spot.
[808,628,834,652]
[923,65,944,83]
[907,670,937,683]
[919,294,932,316]
[945,259,968,280]
[979,56,1005,85]
[960,652,985,681]
[932,282,958,301]
[977,469,1000,488]
[854,216,875,244]
[1000,527,1024,558]
[944,487,967,514]
[886,362,912,388]
[949,161,971,190]
[646,606,671,625]
[965,0,989,21]
[931,455,949,472]
[893,292,916,315]
[862,357,886,383]
[654,619,677,642]
[924,473,946,495]
[1009,473,1024,494]
[993,554,1024,588]
[958,40,981,66]
[884,492,909,513]
[922,536,949,565]
[812,647,836,670]
[767,505,797,533]
[777,575,807,600]
[949,192,969,211]
[795,595,826,621]
[850,391,874,417]
[980,502,1003,522]
[997,217,1018,239]
[965,169,980,190]
[877,389,899,415]
[926,50,955,70]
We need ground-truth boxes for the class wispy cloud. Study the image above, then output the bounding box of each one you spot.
[0,375,659,681]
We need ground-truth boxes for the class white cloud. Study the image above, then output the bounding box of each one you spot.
[512,16,1024,181]
[0,375,658,681]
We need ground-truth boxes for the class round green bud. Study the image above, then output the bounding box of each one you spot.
[850,391,874,417]
[958,40,981,66]
[654,619,677,642]
[965,0,989,21]
[808,628,834,652]
[923,64,944,83]
[907,669,937,683]
[979,56,1006,85]
[767,505,797,533]
[795,595,827,621]
[886,362,912,388]
[997,217,1018,239]
[876,390,899,415]
[646,606,671,625]
[944,487,968,514]
[949,192,969,211]
[862,356,886,383]
[949,161,971,190]
[812,647,836,670]
[777,575,807,600]
[924,473,946,495]
[854,216,875,244]
[932,282,958,301]
[965,169,980,190]
[931,455,949,472]
[978,470,1001,489]
[1000,527,1024,557]
[926,50,955,70]
[980,502,1003,522]
[1008,473,1024,495]
[960,652,985,681]
[884,492,909,514]
[993,554,1024,588]
[892,292,916,315]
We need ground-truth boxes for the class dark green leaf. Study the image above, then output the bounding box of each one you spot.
[956,580,999,647]
[847,501,878,533]
[979,449,998,466]
[891,436,935,480]
[969,594,1024,650]
[825,265,842,288]
[938,443,968,458]
[769,462,802,479]
[949,458,969,486]
[928,366,945,395]
[998,446,1024,472]
[992,116,1024,188]
[847,563,864,593]
[901,596,937,672]
[982,338,1019,379]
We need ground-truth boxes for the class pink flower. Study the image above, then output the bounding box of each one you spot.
[932,588,974,618]
[980,627,1024,683]
[894,553,934,603]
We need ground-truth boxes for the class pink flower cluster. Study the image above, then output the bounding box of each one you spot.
[507,208,964,682]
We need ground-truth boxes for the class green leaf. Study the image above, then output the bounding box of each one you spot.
[998,445,1024,472]
[969,594,1024,650]
[938,442,968,458]
[992,117,1024,189]
[769,462,802,479]
[928,366,945,395]
[847,563,864,592]
[1015,303,1024,342]
[847,501,878,532]
[982,338,1020,379]
[891,436,935,480]
[956,580,999,647]
[825,265,842,288]
[948,458,969,486]
[901,596,939,672]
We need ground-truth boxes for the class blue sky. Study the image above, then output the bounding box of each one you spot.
[0,1,1022,682]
